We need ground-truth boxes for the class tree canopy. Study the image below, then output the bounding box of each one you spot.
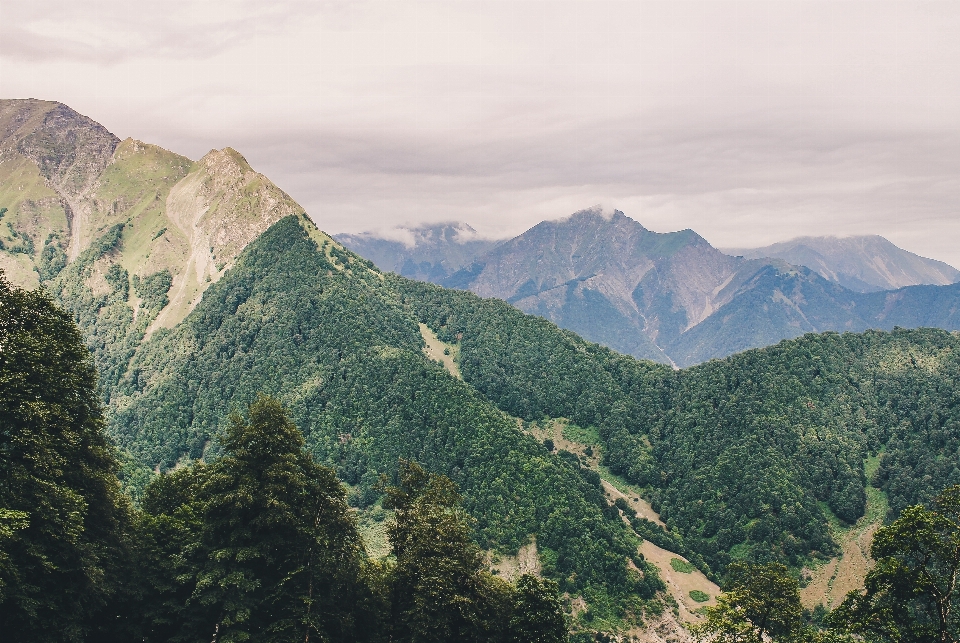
[0,272,132,642]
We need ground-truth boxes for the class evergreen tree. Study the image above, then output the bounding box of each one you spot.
[0,273,132,642]
[138,395,384,642]
[385,460,509,642]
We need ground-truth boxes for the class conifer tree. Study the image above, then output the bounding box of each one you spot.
[0,273,132,642]
[138,395,384,642]
[384,460,567,643]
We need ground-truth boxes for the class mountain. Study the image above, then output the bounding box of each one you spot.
[335,222,501,282]
[0,100,678,634]
[384,209,959,366]
[0,99,302,331]
[723,235,960,293]
[8,99,960,638]
[441,208,752,364]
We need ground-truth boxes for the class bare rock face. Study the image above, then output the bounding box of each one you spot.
[0,100,122,261]
[443,207,745,363]
[11,101,120,202]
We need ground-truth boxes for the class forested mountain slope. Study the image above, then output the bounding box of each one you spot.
[725,235,960,293]
[69,214,663,628]
[396,279,960,574]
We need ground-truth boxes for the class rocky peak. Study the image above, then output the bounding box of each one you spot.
[1,100,120,202]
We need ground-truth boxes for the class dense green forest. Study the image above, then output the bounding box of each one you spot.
[0,276,569,641]
[397,279,960,575]
[10,211,960,639]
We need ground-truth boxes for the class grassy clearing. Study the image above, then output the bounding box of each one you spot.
[670,558,696,573]
[418,323,461,379]
[354,504,393,560]
[800,484,889,610]
[561,423,601,446]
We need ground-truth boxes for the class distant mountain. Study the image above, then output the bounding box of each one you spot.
[441,208,746,363]
[723,235,960,293]
[420,208,960,366]
[335,222,501,282]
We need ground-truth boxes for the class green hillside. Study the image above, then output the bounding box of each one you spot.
[56,214,662,628]
[392,279,960,577]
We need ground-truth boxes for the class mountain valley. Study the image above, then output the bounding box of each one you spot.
[3,99,960,641]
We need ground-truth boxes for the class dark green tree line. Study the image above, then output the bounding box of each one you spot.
[0,273,133,642]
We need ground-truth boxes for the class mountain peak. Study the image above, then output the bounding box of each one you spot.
[724,234,960,292]
[334,222,502,282]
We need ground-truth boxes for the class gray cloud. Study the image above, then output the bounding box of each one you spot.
[2,0,959,265]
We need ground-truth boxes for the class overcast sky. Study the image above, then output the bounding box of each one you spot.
[2,1,959,264]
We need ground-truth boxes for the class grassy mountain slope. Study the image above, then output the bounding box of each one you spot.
[97,214,664,626]
[0,99,305,337]
[725,235,960,293]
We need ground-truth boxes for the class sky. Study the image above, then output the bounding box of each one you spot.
[2,0,959,265]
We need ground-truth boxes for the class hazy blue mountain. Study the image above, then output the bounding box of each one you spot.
[435,209,960,366]
[334,222,501,282]
[443,208,747,364]
[723,235,960,293]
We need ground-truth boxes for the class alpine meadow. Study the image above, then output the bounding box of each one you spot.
[2,99,959,643]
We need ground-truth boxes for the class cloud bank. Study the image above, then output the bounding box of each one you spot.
[2,0,958,264]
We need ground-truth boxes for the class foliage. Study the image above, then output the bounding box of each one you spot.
[829,484,960,643]
[692,562,803,643]
[3,220,36,255]
[134,395,382,642]
[0,273,132,642]
[37,233,67,281]
[690,590,710,603]
[132,270,173,311]
[670,558,696,573]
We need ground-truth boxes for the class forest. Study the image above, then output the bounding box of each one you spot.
[0,275,568,641]
[399,279,960,575]
[3,212,960,641]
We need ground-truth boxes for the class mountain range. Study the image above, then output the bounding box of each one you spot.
[4,98,960,640]
[723,235,960,293]
[338,209,960,366]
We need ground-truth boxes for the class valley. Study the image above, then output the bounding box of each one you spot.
[4,98,960,642]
